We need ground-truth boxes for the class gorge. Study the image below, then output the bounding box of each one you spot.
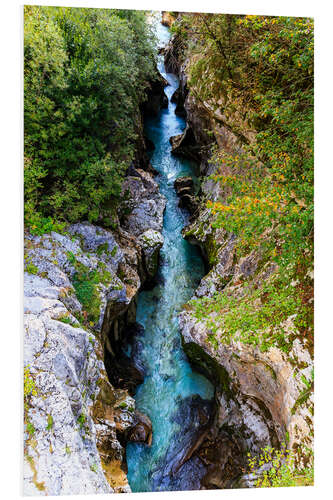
[126,19,215,492]
[23,9,314,495]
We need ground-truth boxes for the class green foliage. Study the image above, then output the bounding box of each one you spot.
[27,215,67,236]
[176,13,313,354]
[247,445,314,487]
[72,267,102,324]
[26,421,36,436]
[90,463,99,473]
[66,251,114,324]
[291,369,314,415]
[178,13,313,266]
[188,268,302,352]
[24,254,38,275]
[24,365,37,411]
[24,6,157,232]
[66,251,76,265]
[24,366,38,437]
[46,414,54,431]
[56,313,79,327]
[77,413,86,430]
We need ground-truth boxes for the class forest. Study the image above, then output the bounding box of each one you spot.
[24,6,157,233]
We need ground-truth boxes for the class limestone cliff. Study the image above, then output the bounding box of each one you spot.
[166,25,314,488]
[24,168,165,495]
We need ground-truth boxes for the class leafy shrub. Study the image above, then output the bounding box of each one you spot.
[24,365,37,411]
[24,254,38,275]
[72,269,102,324]
[77,413,86,430]
[247,445,314,487]
[46,414,54,431]
[26,421,36,436]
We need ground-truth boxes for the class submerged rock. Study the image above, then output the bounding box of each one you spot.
[149,395,214,492]
[174,176,198,215]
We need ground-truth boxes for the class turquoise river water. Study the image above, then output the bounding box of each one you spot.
[126,18,214,492]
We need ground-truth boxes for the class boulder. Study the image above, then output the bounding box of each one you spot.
[177,186,192,197]
[128,411,153,446]
[120,169,166,237]
[174,176,194,193]
[143,73,168,117]
[174,176,198,215]
[171,87,186,116]
[138,229,164,279]
[178,194,198,214]
[170,125,201,160]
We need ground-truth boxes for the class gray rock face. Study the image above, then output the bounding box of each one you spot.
[24,224,126,333]
[121,168,166,237]
[178,161,313,487]
[24,159,167,496]
[68,223,124,273]
[143,72,168,116]
[24,271,114,496]
[138,229,164,279]
[23,224,140,495]
[170,125,201,160]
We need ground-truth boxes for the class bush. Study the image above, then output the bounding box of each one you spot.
[247,445,314,487]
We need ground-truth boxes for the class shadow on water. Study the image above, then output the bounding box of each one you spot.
[126,15,214,492]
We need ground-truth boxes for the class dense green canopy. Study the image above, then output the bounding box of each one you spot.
[24,6,157,233]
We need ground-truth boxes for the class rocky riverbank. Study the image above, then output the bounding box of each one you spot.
[166,20,314,488]
[23,13,314,494]
[23,74,168,493]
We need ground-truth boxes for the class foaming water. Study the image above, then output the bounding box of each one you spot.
[126,17,214,492]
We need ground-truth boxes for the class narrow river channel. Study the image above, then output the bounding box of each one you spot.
[126,16,214,492]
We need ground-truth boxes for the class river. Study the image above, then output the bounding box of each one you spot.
[126,15,214,492]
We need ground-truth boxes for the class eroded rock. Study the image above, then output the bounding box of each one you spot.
[120,168,166,237]
[24,197,165,494]
[138,229,164,279]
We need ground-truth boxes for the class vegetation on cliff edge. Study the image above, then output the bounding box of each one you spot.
[174,14,313,354]
[24,6,157,233]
